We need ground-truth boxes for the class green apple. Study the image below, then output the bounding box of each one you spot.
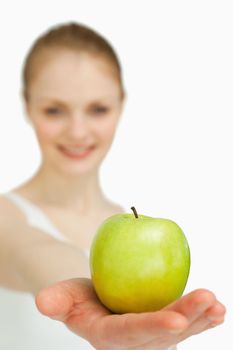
[89,207,190,314]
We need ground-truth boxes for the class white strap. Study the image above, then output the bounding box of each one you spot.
[3,192,67,242]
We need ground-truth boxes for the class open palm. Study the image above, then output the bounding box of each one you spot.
[36,278,226,350]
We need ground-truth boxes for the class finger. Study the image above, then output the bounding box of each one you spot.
[205,300,226,318]
[165,288,217,323]
[35,277,114,343]
[178,300,226,342]
[35,278,98,321]
[93,310,188,348]
[204,300,226,328]
[35,281,74,321]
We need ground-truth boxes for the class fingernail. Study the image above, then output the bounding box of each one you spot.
[208,316,225,326]
[206,315,216,321]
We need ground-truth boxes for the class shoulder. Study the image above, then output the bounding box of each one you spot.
[0,194,63,249]
[105,201,126,216]
[0,194,26,231]
[114,204,126,214]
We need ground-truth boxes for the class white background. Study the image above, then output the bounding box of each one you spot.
[0,1,232,348]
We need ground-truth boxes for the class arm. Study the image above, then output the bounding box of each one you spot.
[1,225,90,295]
[0,200,225,350]
[0,206,89,294]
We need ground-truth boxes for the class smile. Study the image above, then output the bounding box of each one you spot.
[57,145,96,160]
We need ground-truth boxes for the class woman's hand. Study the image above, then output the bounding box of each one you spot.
[36,278,226,350]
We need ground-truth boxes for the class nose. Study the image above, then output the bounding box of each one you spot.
[66,113,90,141]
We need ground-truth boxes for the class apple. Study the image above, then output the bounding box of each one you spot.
[89,207,191,314]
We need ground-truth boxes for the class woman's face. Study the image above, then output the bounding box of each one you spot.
[25,50,124,176]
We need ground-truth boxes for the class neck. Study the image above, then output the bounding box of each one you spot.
[24,163,107,213]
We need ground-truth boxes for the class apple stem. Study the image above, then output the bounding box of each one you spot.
[131,206,139,218]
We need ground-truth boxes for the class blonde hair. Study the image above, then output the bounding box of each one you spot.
[22,22,125,101]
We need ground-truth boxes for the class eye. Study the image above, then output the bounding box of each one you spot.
[91,106,109,115]
[44,107,63,116]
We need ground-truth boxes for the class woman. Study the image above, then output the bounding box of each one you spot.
[0,22,225,350]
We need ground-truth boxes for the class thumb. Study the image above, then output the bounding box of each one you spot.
[35,280,74,322]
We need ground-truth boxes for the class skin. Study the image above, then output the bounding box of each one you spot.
[19,49,125,250]
[0,48,226,349]
[36,280,226,350]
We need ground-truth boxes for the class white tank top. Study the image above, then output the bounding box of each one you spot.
[0,192,177,350]
[0,191,93,349]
